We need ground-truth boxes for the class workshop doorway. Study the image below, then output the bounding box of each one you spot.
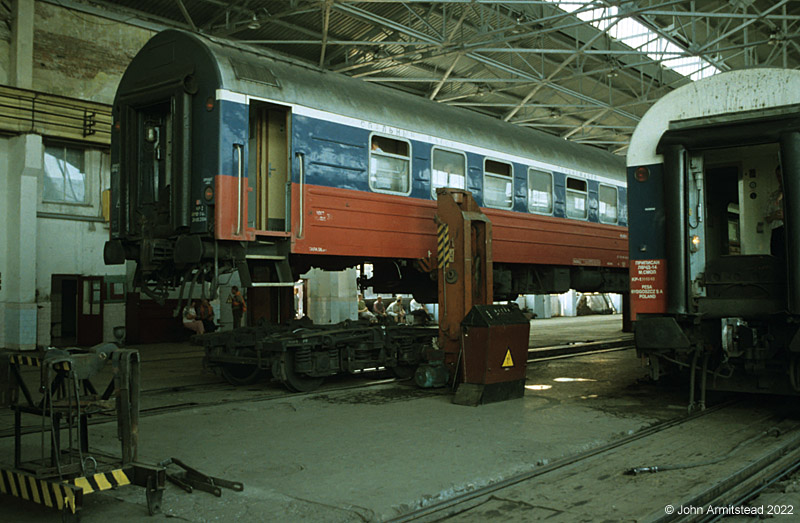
[51,274,104,347]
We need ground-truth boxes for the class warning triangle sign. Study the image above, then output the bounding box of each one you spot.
[502,348,514,368]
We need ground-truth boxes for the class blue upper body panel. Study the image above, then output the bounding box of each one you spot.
[627,163,665,260]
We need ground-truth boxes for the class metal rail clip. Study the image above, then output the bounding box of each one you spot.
[159,457,244,497]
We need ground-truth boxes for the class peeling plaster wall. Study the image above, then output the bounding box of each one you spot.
[0,2,10,83]
[0,3,156,347]
[0,38,8,84]
[33,2,153,103]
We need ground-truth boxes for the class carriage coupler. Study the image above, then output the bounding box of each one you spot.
[159,457,243,497]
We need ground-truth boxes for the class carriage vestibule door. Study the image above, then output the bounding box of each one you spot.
[249,103,289,232]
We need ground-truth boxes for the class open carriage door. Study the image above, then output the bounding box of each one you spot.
[780,131,800,314]
[249,102,290,233]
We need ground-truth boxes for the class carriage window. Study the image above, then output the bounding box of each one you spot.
[43,144,87,204]
[484,159,513,209]
[566,177,587,219]
[599,184,618,224]
[369,135,411,194]
[431,148,466,196]
[528,168,553,214]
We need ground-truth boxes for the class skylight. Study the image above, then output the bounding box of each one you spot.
[545,1,721,81]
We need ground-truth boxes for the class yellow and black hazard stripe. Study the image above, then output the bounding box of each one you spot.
[69,469,131,494]
[0,468,79,513]
[437,223,451,270]
[9,355,40,367]
[415,257,433,274]
[8,355,71,371]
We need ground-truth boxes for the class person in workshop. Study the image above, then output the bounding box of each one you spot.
[227,286,247,329]
[386,295,407,324]
[357,293,377,323]
[197,298,217,333]
[183,300,205,335]
[372,296,387,320]
[408,297,431,325]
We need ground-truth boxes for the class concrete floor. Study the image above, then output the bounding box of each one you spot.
[0,315,688,522]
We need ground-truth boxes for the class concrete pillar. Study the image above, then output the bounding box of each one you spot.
[2,134,42,349]
[10,0,34,89]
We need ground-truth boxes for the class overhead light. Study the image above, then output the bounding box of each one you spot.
[247,13,260,30]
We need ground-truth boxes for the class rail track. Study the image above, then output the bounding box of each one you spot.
[528,337,632,362]
[388,398,800,522]
[0,339,633,441]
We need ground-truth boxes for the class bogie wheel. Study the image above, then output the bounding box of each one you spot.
[221,364,264,386]
[278,351,324,393]
[220,350,265,386]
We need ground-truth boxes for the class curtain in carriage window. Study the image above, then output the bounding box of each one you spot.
[599,184,618,224]
[566,177,588,219]
[431,148,466,196]
[484,159,513,209]
[369,136,411,194]
[528,168,553,214]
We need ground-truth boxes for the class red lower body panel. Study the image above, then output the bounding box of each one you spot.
[630,258,667,318]
[290,184,628,268]
[215,174,254,241]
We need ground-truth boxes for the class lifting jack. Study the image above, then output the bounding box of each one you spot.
[431,188,530,405]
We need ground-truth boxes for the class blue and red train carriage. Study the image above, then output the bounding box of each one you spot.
[105,29,628,311]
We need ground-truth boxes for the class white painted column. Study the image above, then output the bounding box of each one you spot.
[3,134,42,349]
[10,0,34,89]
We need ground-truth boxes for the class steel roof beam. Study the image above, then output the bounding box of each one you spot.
[174,0,198,32]
[332,2,645,122]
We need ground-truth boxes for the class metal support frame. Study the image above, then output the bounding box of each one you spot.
[0,347,165,518]
[48,0,800,151]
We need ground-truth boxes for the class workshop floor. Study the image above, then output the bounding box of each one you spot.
[0,315,685,522]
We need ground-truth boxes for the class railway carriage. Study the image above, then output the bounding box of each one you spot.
[628,68,800,398]
[104,30,628,307]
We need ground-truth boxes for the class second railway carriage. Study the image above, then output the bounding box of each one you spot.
[628,68,800,398]
[105,29,628,305]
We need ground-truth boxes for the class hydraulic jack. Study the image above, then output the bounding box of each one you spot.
[431,188,530,405]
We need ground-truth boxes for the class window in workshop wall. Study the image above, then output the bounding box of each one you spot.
[528,168,553,215]
[43,143,87,204]
[369,134,411,195]
[483,158,513,209]
[566,177,588,219]
[599,184,618,224]
[431,147,466,197]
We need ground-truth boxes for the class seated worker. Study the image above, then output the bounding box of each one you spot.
[183,300,205,335]
[373,296,387,319]
[357,293,377,323]
[386,295,407,324]
[197,298,217,333]
[408,298,431,325]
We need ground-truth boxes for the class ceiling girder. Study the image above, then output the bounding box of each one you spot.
[58,0,800,152]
